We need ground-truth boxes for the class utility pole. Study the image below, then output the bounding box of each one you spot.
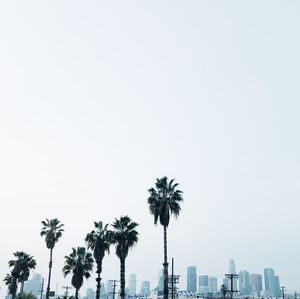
[171,258,174,299]
[281,287,286,299]
[40,278,44,299]
[225,274,239,299]
[109,280,119,299]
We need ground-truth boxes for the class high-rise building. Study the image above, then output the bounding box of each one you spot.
[158,270,164,293]
[140,281,151,296]
[274,276,280,297]
[129,274,137,296]
[187,266,197,292]
[228,259,238,292]
[250,273,262,297]
[264,268,276,296]
[24,273,43,297]
[208,277,218,293]
[199,275,209,294]
[239,271,250,296]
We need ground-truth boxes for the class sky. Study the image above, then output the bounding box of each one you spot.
[0,0,300,297]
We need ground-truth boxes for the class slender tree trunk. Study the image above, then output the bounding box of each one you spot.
[75,288,79,299]
[96,261,102,299]
[163,225,169,299]
[20,281,24,294]
[46,248,53,299]
[120,257,126,299]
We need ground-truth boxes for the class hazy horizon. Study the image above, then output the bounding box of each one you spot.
[1,0,299,297]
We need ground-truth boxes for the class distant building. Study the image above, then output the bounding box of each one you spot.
[264,268,276,296]
[128,274,137,296]
[228,260,238,292]
[199,275,209,294]
[140,281,151,296]
[24,273,43,297]
[158,270,164,293]
[208,277,218,293]
[274,276,280,297]
[250,273,262,297]
[239,271,250,296]
[187,267,197,292]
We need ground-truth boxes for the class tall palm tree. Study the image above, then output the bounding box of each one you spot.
[8,251,37,294]
[111,216,139,299]
[85,221,112,299]
[4,272,18,299]
[62,247,94,299]
[40,218,64,299]
[147,177,183,299]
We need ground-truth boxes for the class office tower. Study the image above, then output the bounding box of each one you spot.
[223,277,229,289]
[239,271,250,295]
[129,274,137,296]
[228,259,238,292]
[140,281,151,296]
[24,273,43,297]
[158,270,164,293]
[264,268,276,296]
[187,266,197,292]
[106,280,113,299]
[250,274,262,297]
[209,277,218,293]
[274,276,280,297]
[86,288,95,299]
[199,275,209,294]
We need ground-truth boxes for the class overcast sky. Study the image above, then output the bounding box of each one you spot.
[0,0,300,297]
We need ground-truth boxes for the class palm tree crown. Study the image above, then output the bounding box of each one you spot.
[3,272,18,298]
[148,177,183,227]
[40,218,64,249]
[111,216,139,260]
[8,251,36,294]
[62,247,94,299]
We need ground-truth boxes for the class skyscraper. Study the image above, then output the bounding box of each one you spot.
[208,277,218,293]
[250,273,262,297]
[129,274,137,296]
[239,271,250,295]
[199,275,209,294]
[140,281,151,296]
[158,270,164,293]
[264,268,276,296]
[24,273,43,297]
[274,276,280,297]
[187,266,197,292]
[228,259,238,292]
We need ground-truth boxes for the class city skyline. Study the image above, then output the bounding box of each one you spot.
[1,1,299,298]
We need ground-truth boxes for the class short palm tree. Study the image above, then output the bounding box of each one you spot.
[85,221,112,299]
[4,272,18,299]
[62,247,94,299]
[147,177,183,299]
[111,216,139,299]
[40,218,64,299]
[8,251,36,294]
[15,293,38,299]
[221,284,228,299]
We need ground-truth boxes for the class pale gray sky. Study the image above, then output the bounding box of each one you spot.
[0,0,300,296]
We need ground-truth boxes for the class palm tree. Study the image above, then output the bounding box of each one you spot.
[85,221,112,299]
[147,177,183,299]
[40,218,64,299]
[8,252,36,294]
[221,284,228,299]
[62,247,94,299]
[111,216,139,299]
[4,272,18,299]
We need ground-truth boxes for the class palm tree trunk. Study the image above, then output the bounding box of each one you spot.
[95,262,102,299]
[120,257,126,299]
[163,225,169,299]
[20,281,24,294]
[75,288,79,299]
[46,248,53,299]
